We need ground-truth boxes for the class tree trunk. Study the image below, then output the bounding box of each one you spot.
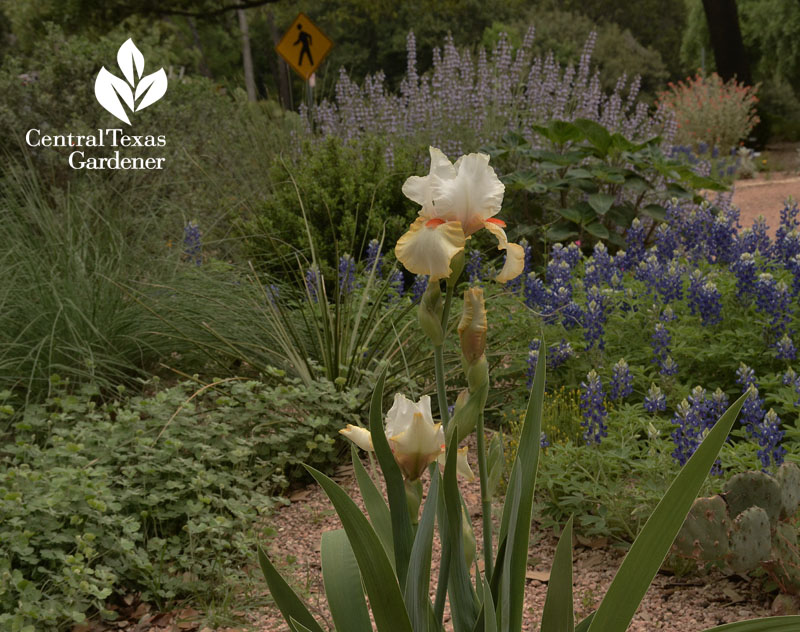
[238,9,257,101]
[267,9,292,110]
[701,0,752,85]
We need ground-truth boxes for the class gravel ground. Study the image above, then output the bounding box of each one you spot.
[731,172,799,235]
[249,456,781,632]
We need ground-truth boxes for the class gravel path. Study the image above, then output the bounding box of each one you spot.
[251,456,778,632]
[732,173,799,235]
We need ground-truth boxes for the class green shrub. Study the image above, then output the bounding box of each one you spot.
[486,118,725,253]
[0,373,359,631]
[239,134,420,276]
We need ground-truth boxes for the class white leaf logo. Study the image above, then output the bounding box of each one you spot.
[95,38,167,125]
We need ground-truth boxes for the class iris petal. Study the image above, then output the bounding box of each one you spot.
[430,153,505,235]
[401,147,457,214]
[395,217,466,280]
[339,425,374,451]
[483,220,525,283]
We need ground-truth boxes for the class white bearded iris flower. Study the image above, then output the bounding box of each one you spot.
[340,393,473,481]
[395,147,525,283]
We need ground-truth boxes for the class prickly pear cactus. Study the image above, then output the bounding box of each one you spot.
[724,470,782,526]
[675,496,731,561]
[777,463,800,520]
[673,467,800,591]
[729,506,771,574]
[766,521,800,593]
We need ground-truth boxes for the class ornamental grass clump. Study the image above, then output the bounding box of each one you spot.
[657,71,760,153]
[258,146,797,632]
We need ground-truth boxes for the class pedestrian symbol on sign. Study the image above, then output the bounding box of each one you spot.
[275,13,332,81]
[294,24,313,67]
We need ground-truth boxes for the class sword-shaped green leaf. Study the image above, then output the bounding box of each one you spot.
[405,467,439,632]
[306,465,413,632]
[257,546,325,632]
[575,613,595,632]
[442,430,479,631]
[587,393,748,632]
[497,343,545,631]
[290,617,317,632]
[352,446,394,564]
[541,515,574,632]
[321,529,372,632]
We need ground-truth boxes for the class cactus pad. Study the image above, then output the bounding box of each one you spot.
[674,495,731,561]
[777,463,800,520]
[724,470,782,526]
[729,506,771,574]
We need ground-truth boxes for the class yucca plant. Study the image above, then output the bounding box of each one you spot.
[126,166,428,400]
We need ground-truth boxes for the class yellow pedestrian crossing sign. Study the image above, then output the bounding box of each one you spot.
[275,13,333,81]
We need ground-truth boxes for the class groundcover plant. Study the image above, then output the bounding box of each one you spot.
[259,148,800,632]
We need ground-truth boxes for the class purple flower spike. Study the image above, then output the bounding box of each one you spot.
[644,383,666,413]
[609,358,633,401]
[580,369,608,445]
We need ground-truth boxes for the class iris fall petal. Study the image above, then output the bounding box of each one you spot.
[395,217,466,281]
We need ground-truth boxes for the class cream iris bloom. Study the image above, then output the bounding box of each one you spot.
[340,393,473,481]
[395,147,525,283]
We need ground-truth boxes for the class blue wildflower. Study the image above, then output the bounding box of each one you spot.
[644,383,666,413]
[466,249,484,285]
[524,272,548,310]
[731,252,757,300]
[651,323,678,375]
[625,218,647,267]
[580,369,608,445]
[609,358,633,401]
[183,221,202,265]
[735,362,757,391]
[659,260,684,303]
[775,201,800,261]
[755,274,791,339]
[654,224,680,263]
[338,254,356,295]
[562,300,584,329]
[756,409,786,469]
[659,306,677,322]
[783,368,800,406]
[775,334,797,361]
[540,431,550,449]
[583,286,607,351]
[410,274,429,303]
[670,388,723,474]
[365,238,383,277]
[737,216,771,257]
[708,213,737,264]
[687,273,722,326]
[526,340,541,389]
[787,254,800,297]
[305,265,320,302]
[388,268,404,299]
[548,339,574,371]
